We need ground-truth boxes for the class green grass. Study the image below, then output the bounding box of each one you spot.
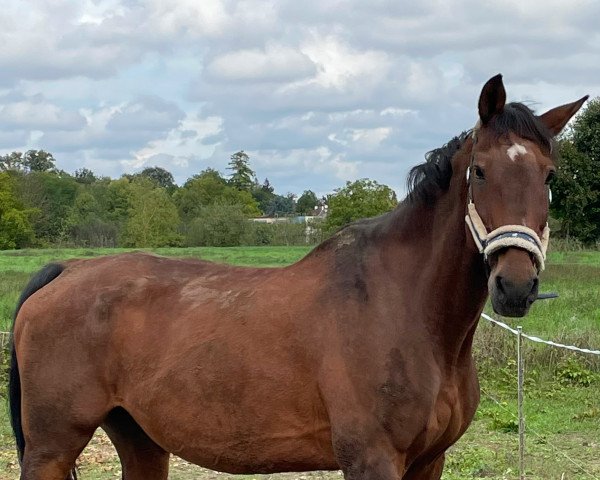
[547,249,600,266]
[0,247,599,479]
[452,366,600,480]
[0,246,313,272]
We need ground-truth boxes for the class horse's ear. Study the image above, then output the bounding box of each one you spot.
[538,96,589,136]
[478,74,506,125]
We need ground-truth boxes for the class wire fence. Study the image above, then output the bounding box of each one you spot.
[479,312,600,479]
[481,313,600,356]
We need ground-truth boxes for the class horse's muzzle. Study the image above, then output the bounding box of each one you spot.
[487,248,539,317]
[490,274,539,317]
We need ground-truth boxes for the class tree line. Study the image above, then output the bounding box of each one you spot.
[1,96,598,250]
[0,150,397,249]
[552,97,600,245]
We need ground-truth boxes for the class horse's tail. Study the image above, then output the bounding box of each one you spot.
[9,263,66,471]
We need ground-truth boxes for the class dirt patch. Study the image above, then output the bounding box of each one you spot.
[78,431,344,480]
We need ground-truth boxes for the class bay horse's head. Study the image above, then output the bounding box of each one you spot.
[467,74,587,317]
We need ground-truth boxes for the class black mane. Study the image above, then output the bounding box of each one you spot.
[406,102,554,204]
[406,131,469,204]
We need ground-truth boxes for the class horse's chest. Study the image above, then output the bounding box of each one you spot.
[379,370,478,458]
[425,387,467,446]
[411,374,479,460]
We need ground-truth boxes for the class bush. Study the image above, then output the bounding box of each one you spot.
[244,222,274,246]
[185,204,250,247]
[254,222,306,246]
[556,358,598,387]
[69,219,119,247]
[244,219,328,246]
[185,209,333,247]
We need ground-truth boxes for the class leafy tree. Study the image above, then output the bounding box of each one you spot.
[69,190,99,221]
[18,171,79,243]
[325,178,397,231]
[74,168,97,184]
[251,178,276,215]
[227,151,256,191]
[64,177,137,246]
[0,172,36,248]
[104,178,134,224]
[0,152,24,172]
[65,188,119,247]
[139,166,176,190]
[552,97,600,243]
[174,168,260,220]
[265,193,296,216]
[122,179,181,247]
[175,169,226,217]
[23,150,55,172]
[296,190,319,215]
[185,204,250,247]
[261,178,274,195]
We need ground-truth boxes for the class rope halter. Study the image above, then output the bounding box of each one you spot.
[464,124,550,272]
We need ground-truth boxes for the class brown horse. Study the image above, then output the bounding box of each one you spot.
[9,75,587,480]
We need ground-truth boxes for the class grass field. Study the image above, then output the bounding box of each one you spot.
[0,247,599,479]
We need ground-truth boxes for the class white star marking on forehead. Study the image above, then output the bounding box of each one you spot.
[507,143,528,161]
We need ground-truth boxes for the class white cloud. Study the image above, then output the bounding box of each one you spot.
[297,34,391,90]
[130,113,223,174]
[329,127,392,149]
[146,0,232,37]
[206,44,316,82]
[381,108,415,117]
[242,146,361,195]
[106,96,184,133]
[0,96,86,131]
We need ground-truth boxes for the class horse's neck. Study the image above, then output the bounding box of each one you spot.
[386,181,488,364]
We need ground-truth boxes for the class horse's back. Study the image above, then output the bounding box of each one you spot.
[16,251,282,327]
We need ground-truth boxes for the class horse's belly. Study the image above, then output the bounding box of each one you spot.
[132,399,337,473]
[171,426,338,474]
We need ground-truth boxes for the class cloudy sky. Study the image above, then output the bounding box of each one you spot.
[1,0,598,197]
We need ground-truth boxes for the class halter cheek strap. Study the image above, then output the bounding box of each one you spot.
[465,125,550,272]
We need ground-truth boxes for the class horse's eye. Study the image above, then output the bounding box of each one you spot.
[545,170,556,184]
[474,166,485,180]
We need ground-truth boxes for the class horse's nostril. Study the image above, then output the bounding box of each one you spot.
[495,275,506,295]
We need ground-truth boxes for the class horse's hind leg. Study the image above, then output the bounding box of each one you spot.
[20,424,95,480]
[102,407,169,480]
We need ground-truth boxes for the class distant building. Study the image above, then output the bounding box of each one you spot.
[251,204,328,224]
[250,204,328,243]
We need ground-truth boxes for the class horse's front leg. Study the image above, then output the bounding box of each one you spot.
[332,432,406,480]
[402,453,445,480]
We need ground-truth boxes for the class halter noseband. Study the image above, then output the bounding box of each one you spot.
[464,124,550,272]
